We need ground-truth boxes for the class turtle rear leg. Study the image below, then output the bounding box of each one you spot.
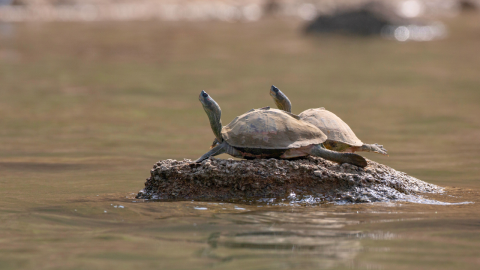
[325,139,388,156]
[310,144,368,168]
[195,142,243,163]
[357,143,388,156]
[323,140,352,152]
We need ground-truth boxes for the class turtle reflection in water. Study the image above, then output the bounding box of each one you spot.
[206,212,361,267]
[270,85,387,156]
[195,90,367,168]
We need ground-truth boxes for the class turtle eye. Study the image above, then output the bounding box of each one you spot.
[202,91,208,98]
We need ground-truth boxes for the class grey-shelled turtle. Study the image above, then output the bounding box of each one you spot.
[195,90,367,168]
[269,85,387,156]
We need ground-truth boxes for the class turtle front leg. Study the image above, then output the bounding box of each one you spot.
[358,143,388,156]
[223,143,243,159]
[195,142,243,163]
[194,143,227,163]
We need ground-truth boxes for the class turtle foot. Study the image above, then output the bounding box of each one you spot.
[373,143,388,156]
[361,143,388,156]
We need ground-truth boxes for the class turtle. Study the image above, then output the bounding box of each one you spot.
[269,85,388,156]
[194,90,367,168]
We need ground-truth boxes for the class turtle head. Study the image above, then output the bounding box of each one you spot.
[199,90,223,143]
[199,90,221,117]
[269,85,292,113]
[199,90,210,103]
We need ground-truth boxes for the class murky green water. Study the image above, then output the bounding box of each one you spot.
[1,15,480,269]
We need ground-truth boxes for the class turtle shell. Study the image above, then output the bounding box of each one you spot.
[222,108,327,149]
[298,108,363,147]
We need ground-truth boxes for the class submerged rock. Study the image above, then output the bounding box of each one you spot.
[137,157,443,204]
[304,3,446,41]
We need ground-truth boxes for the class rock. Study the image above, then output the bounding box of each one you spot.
[136,157,443,204]
[460,0,480,12]
[304,2,446,41]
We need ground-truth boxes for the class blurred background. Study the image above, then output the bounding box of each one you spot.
[1,1,480,269]
[1,0,479,186]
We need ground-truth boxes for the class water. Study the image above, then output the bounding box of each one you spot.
[1,15,480,269]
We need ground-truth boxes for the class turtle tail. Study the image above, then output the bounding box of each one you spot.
[310,145,368,168]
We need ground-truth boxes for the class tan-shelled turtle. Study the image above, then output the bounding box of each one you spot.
[195,90,367,168]
[269,85,387,156]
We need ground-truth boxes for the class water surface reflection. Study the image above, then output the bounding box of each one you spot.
[204,211,362,268]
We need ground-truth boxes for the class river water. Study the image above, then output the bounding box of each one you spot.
[1,15,480,269]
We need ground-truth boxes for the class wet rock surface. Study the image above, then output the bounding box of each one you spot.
[137,157,443,204]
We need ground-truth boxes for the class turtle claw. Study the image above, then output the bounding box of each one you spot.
[373,143,388,156]
[210,138,220,149]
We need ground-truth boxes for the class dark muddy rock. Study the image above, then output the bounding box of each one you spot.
[460,0,480,12]
[137,157,442,204]
[304,2,446,41]
[305,8,393,36]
